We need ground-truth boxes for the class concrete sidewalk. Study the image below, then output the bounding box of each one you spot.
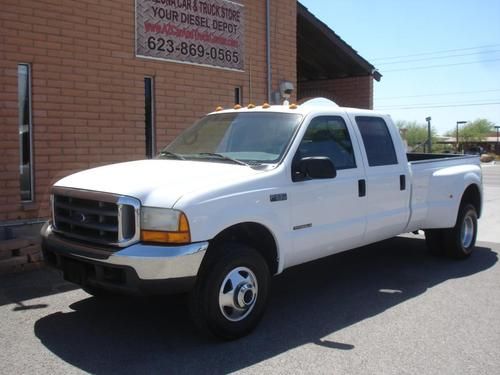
[479,164,500,243]
[479,185,500,243]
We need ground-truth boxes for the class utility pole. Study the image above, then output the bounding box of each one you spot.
[456,121,467,153]
[495,125,500,154]
[425,117,432,153]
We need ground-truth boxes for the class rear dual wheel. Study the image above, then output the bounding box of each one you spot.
[425,203,478,259]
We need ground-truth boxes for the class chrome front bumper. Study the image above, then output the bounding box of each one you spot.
[41,222,208,293]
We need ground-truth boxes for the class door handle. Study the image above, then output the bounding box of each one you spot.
[358,179,366,197]
[400,175,406,191]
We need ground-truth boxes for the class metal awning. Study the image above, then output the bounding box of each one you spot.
[297,2,382,82]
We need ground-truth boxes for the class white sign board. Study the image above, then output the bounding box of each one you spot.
[136,0,244,70]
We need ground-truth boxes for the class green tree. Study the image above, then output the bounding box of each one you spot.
[446,118,495,143]
[396,120,439,151]
[448,119,495,143]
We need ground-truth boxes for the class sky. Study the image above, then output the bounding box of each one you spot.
[299,0,500,135]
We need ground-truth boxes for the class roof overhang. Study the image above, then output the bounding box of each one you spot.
[297,2,382,82]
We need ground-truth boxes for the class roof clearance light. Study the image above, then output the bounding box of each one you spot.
[289,103,298,109]
[215,106,223,112]
[247,104,256,109]
[262,103,271,109]
[234,104,242,110]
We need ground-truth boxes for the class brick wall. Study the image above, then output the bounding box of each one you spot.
[0,0,297,222]
[298,75,373,109]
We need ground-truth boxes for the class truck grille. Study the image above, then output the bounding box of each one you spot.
[52,187,140,247]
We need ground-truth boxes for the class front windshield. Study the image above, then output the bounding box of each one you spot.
[161,112,302,165]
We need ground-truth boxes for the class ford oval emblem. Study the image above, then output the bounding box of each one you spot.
[76,212,86,223]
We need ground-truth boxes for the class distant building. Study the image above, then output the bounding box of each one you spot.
[437,132,500,154]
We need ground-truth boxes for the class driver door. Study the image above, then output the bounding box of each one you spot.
[287,115,367,268]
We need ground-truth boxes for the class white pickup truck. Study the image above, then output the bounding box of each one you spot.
[41,98,482,339]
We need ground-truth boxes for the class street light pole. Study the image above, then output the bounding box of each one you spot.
[495,125,500,154]
[456,121,467,153]
[425,117,432,153]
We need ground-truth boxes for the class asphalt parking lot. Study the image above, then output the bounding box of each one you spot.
[1,165,499,374]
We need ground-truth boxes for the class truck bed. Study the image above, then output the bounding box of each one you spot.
[407,153,477,164]
[405,152,481,233]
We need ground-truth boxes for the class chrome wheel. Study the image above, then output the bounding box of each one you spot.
[219,266,258,322]
[189,243,270,339]
[443,204,477,259]
[461,213,475,249]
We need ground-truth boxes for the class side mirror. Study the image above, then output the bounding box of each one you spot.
[293,157,337,181]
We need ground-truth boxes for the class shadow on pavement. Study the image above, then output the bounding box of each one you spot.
[33,236,497,374]
[0,267,77,308]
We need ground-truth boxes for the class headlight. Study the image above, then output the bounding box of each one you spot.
[141,207,191,244]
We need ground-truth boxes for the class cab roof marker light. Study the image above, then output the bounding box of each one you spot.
[234,104,242,110]
[247,103,256,109]
[215,106,223,112]
[289,103,298,109]
[262,103,271,109]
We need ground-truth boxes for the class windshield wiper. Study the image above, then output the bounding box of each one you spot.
[196,153,249,166]
[158,151,185,160]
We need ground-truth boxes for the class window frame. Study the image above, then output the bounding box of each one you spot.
[18,63,34,202]
[144,76,155,159]
[234,86,242,105]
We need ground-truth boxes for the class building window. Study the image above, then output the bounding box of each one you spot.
[18,64,33,202]
[234,87,242,105]
[144,77,155,158]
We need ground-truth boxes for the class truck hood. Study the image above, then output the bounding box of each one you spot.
[54,160,264,207]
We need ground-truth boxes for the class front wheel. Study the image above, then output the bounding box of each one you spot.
[444,204,478,259]
[189,243,270,340]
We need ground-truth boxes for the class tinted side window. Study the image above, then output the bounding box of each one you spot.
[355,116,398,167]
[297,116,356,170]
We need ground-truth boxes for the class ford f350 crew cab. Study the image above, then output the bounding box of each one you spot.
[42,98,482,339]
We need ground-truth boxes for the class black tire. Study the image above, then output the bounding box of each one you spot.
[444,203,478,259]
[189,242,270,340]
[425,229,446,256]
[82,285,113,298]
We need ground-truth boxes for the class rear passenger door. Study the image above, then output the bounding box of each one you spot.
[350,115,411,243]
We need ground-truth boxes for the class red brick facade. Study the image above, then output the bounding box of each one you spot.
[0,0,375,224]
[0,0,296,222]
[298,76,374,109]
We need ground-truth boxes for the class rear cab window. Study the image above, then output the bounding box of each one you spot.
[355,116,398,167]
